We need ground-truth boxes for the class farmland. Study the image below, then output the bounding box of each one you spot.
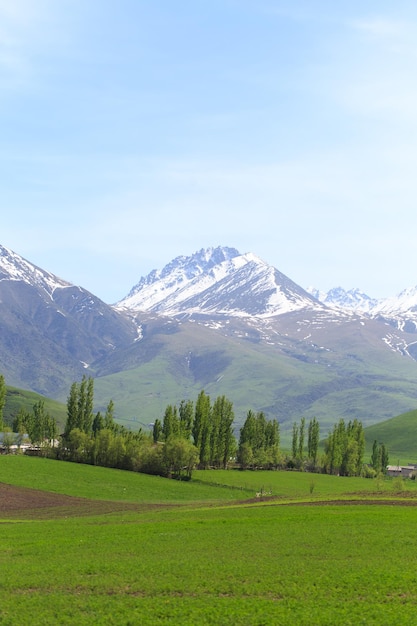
[1,457,417,625]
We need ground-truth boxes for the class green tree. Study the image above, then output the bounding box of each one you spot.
[210,395,235,468]
[0,374,6,431]
[15,400,57,449]
[192,391,212,468]
[179,399,193,439]
[162,404,179,441]
[104,399,115,430]
[381,443,389,473]
[291,422,299,461]
[152,418,163,443]
[64,377,95,437]
[163,436,199,480]
[66,428,91,463]
[307,417,320,464]
[237,441,254,469]
[78,376,94,434]
[298,417,305,460]
[325,419,365,477]
[65,382,79,437]
[92,412,104,436]
[238,410,280,469]
[2,427,16,453]
[371,440,389,475]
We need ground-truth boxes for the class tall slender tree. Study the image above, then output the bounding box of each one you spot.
[192,391,211,468]
[291,422,299,461]
[0,374,6,431]
[298,417,305,460]
[162,404,179,440]
[307,417,320,464]
[179,399,193,439]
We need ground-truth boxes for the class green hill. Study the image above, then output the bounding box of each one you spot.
[4,386,67,431]
[364,408,417,463]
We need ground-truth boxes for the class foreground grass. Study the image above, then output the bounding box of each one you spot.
[2,456,417,625]
[2,502,417,625]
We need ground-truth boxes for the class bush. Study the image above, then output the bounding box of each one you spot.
[361,465,377,479]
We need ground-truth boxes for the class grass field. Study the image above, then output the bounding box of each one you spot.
[2,456,417,625]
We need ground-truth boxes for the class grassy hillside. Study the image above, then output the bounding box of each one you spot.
[86,312,417,440]
[4,386,67,430]
[364,408,417,463]
[0,455,248,504]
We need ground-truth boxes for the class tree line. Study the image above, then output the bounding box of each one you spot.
[0,374,389,479]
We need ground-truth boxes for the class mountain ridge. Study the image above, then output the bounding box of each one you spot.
[117,245,325,317]
[1,242,417,433]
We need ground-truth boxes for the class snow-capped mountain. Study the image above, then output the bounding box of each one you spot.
[0,244,71,295]
[117,246,323,317]
[371,286,417,318]
[307,286,378,314]
[308,283,417,330]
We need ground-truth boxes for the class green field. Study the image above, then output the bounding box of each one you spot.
[2,457,417,625]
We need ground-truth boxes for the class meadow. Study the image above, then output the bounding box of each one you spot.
[1,456,417,625]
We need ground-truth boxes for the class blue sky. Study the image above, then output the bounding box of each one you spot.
[2,1,417,302]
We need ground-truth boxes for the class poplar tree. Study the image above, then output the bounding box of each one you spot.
[0,374,6,431]
[307,417,320,463]
[298,417,305,460]
[179,399,193,439]
[192,391,211,468]
[152,418,163,443]
[104,399,115,430]
[238,410,280,469]
[325,419,365,476]
[162,404,179,441]
[291,422,299,461]
[64,377,95,437]
[210,395,235,468]
[65,382,79,437]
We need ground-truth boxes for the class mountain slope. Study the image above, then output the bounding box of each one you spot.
[0,244,138,395]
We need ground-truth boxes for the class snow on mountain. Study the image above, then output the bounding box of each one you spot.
[308,283,417,332]
[0,244,71,296]
[117,246,323,317]
[307,286,378,314]
[372,286,417,320]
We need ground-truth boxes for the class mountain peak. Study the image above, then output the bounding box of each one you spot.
[117,246,322,317]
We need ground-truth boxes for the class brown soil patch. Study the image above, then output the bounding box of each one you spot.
[0,482,163,520]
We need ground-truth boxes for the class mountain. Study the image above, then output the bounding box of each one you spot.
[0,244,138,396]
[117,246,322,317]
[2,243,417,438]
[308,284,417,335]
[307,286,378,314]
[371,286,417,327]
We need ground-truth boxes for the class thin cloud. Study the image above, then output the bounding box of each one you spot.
[351,17,411,38]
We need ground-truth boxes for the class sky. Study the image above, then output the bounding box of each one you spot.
[2,0,417,303]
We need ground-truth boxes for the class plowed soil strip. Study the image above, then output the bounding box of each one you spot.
[0,483,164,519]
